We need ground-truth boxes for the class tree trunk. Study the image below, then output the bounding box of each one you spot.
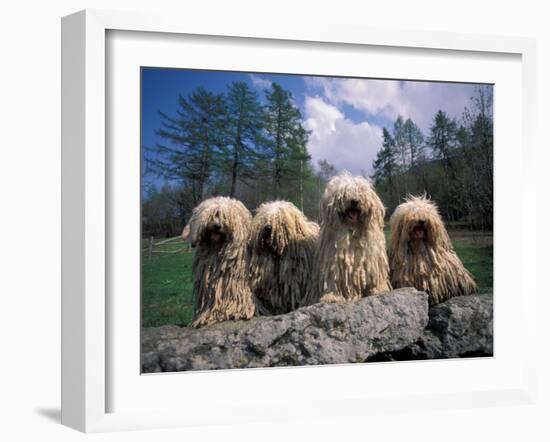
[230,106,244,198]
[197,123,210,203]
[274,105,282,200]
[299,159,304,211]
[230,134,241,198]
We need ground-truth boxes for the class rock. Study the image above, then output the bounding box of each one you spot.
[141,290,493,373]
[142,288,430,372]
[367,294,493,361]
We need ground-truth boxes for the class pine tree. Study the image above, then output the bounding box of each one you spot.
[222,82,265,197]
[427,110,458,164]
[426,110,459,220]
[372,128,399,204]
[403,118,425,166]
[287,125,312,210]
[150,87,228,205]
[457,85,494,228]
[393,115,408,169]
[467,86,493,189]
[261,83,309,200]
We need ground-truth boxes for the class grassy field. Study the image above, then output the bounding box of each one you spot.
[447,230,493,294]
[141,238,195,328]
[142,229,493,328]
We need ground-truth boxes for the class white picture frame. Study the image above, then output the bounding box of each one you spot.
[61,9,537,433]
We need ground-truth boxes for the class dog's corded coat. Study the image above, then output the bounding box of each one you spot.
[182,197,254,327]
[248,201,319,314]
[389,195,477,305]
[308,172,391,304]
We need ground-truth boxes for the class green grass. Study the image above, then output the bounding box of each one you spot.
[142,229,493,328]
[449,230,493,294]
[141,242,195,327]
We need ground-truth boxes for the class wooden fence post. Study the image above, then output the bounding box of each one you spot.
[148,237,154,260]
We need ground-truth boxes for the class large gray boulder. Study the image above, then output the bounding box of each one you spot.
[367,293,493,361]
[142,288,429,372]
[141,289,493,373]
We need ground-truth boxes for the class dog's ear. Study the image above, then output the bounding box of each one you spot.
[181,224,190,241]
[182,222,199,247]
[370,195,386,230]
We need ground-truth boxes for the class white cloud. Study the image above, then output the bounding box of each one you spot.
[303,96,383,176]
[305,77,478,133]
[308,77,401,118]
[391,81,474,132]
[249,74,272,90]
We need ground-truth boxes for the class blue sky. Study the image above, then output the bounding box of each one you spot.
[142,67,486,182]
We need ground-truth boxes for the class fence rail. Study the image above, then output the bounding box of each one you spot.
[142,235,191,258]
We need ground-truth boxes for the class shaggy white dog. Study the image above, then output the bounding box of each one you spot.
[182,197,254,327]
[389,195,477,305]
[309,172,391,304]
[248,201,319,314]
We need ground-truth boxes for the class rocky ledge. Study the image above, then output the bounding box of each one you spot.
[141,288,493,373]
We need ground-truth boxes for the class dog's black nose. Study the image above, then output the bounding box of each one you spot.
[264,225,272,233]
[212,223,222,231]
[350,199,359,208]
[418,220,425,226]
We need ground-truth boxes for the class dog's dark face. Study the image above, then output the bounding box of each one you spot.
[183,197,252,251]
[258,222,288,257]
[411,219,428,239]
[251,202,311,257]
[202,211,229,248]
[261,224,274,250]
[321,174,385,232]
[390,197,452,257]
[397,206,444,252]
[407,218,431,250]
[338,197,365,228]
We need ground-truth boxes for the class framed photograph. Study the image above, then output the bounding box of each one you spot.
[61,9,537,433]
